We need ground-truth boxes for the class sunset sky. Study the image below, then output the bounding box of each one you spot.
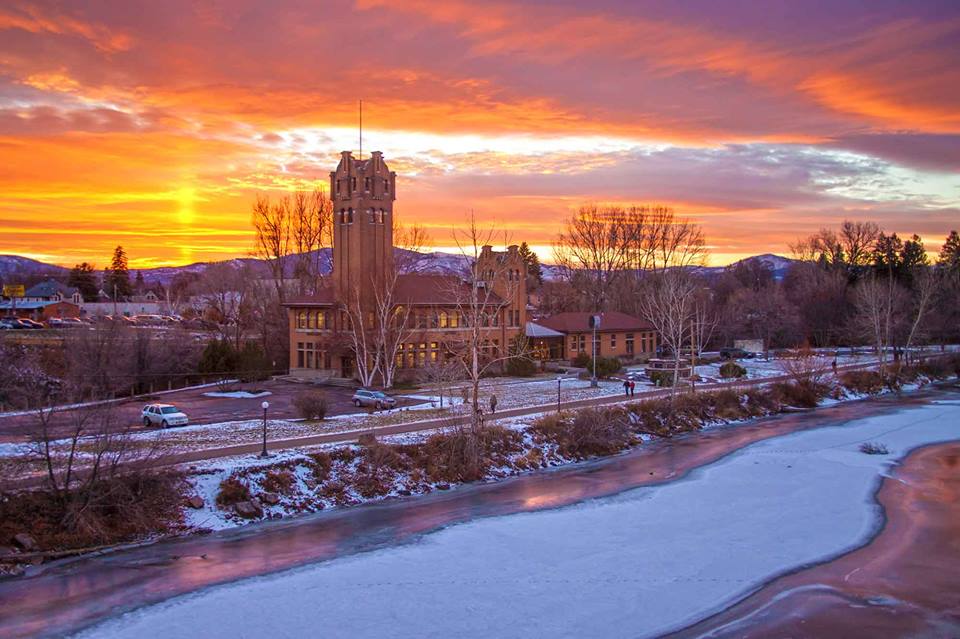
[1,0,958,268]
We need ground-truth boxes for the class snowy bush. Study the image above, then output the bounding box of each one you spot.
[719,361,747,379]
[215,477,251,507]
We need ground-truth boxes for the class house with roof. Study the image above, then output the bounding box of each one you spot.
[530,311,658,364]
[22,279,83,305]
[285,151,527,383]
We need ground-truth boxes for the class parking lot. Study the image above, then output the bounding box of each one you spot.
[0,379,426,442]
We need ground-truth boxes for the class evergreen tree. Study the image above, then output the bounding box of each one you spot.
[517,241,543,286]
[900,234,928,269]
[938,230,960,277]
[134,270,145,292]
[67,262,99,301]
[104,245,132,300]
[873,232,903,276]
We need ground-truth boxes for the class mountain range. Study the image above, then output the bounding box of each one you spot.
[0,250,798,286]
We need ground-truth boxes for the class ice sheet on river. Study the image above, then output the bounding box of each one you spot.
[81,399,960,639]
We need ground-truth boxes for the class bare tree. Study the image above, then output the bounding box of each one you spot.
[342,284,382,388]
[903,268,938,363]
[419,358,460,408]
[554,204,630,311]
[791,220,880,276]
[198,263,251,348]
[853,273,909,373]
[636,269,700,393]
[447,213,524,429]
[290,189,333,295]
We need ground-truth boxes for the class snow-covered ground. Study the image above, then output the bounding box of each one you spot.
[81,397,960,639]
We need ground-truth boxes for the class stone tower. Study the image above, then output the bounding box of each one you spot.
[330,150,396,299]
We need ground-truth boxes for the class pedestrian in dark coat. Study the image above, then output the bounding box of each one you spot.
[623,379,630,396]
[489,394,498,414]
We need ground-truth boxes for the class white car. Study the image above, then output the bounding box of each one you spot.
[142,403,189,428]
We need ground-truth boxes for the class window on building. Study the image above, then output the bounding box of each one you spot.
[351,177,356,191]
[438,310,449,328]
[367,208,374,223]
[570,337,578,351]
[610,333,617,349]
[384,179,389,194]
[364,177,371,191]
[296,311,307,329]
[626,333,634,355]
[297,342,305,367]
[307,311,316,329]
[578,334,586,352]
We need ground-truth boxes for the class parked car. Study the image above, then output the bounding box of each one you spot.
[141,403,189,428]
[133,314,166,326]
[351,389,397,409]
[48,317,84,328]
[719,347,755,360]
[18,318,44,329]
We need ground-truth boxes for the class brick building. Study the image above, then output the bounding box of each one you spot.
[285,151,526,383]
[532,311,658,363]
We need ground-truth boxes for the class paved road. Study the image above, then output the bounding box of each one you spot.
[0,380,422,443]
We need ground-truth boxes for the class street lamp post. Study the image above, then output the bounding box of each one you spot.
[556,375,563,413]
[589,314,601,388]
[259,400,270,458]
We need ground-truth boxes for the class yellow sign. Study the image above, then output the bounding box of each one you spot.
[3,284,24,297]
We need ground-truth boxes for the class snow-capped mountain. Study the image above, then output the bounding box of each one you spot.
[0,250,799,286]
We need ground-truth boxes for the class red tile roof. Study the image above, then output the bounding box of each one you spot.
[284,274,504,307]
[536,311,654,333]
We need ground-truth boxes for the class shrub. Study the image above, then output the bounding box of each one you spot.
[0,471,184,552]
[261,469,296,495]
[840,370,884,395]
[506,355,537,377]
[293,390,328,421]
[308,451,333,483]
[530,407,633,459]
[216,476,251,507]
[769,381,824,408]
[719,361,747,379]
[577,356,622,379]
[648,370,674,387]
[860,442,889,455]
[421,426,523,483]
[572,352,591,368]
[361,439,409,474]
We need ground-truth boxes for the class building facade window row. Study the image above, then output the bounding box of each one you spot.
[296,341,330,369]
[296,310,330,330]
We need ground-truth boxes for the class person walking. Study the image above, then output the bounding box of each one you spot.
[489,393,498,414]
[623,379,630,396]
[629,380,636,396]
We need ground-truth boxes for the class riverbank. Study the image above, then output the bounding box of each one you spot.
[73,387,960,638]
[1,358,955,570]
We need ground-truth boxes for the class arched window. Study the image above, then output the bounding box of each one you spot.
[347,208,354,224]
[307,311,316,329]
[439,310,448,328]
[384,178,389,194]
[297,310,307,329]
[367,208,374,223]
